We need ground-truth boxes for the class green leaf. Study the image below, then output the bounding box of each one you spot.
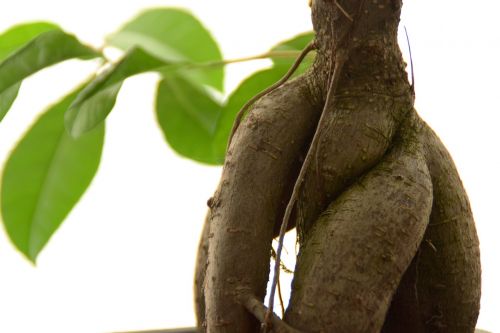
[66,47,166,137]
[212,66,290,159]
[156,74,223,165]
[0,29,99,97]
[0,83,21,121]
[107,8,224,91]
[270,32,315,73]
[0,22,59,61]
[0,22,60,121]
[1,87,105,262]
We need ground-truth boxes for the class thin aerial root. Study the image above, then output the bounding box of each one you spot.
[266,0,368,328]
[239,293,302,333]
[278,276,285,318]
[403,26,416,101]
[265,48,348,333]
[271,247,294,274]
[227,42,317,150]
[334,0,354,22]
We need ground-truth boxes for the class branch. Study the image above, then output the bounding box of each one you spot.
[186,50,309,68]
[154,50,314,76]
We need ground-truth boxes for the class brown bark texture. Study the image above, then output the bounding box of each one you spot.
[195,0,481,332]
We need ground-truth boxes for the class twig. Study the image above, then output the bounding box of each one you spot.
[264,0,367,330]
[239,293,302,333]
[226,42,317,151]
[164,50,310,72]
[101,48,310,76]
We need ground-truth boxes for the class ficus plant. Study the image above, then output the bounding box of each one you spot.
[0,1,482,333]
[0,8,313,262]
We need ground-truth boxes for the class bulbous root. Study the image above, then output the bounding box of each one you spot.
[285,134,433,332]
[195,101,480,333]
[203,76,322,332]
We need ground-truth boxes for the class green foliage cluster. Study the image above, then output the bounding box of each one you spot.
[0,8,313,262]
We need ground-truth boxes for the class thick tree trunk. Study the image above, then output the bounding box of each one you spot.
[197,1,481,332]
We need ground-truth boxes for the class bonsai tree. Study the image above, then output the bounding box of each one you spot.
[196,0,480,332]
[0,0,484,332]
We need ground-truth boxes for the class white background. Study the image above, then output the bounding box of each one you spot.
[0,0,498,332]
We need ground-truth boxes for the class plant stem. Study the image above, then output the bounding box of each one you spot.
[177,50,310,70]
[155,50,314,78]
